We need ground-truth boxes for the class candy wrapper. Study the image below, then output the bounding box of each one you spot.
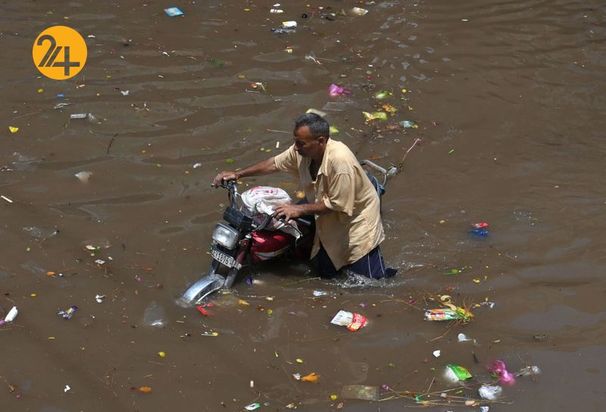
[444,364,472,383]
[424,303,473,322]
[472,222,489,229]
[328,84,351,97]
[331,310,367,332]
[424,308,461,321]
[489,360,516,385]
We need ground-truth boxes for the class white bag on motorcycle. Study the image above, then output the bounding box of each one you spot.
[241,186,302,239]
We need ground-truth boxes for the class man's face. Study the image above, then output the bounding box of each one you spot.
[293,126,325,159]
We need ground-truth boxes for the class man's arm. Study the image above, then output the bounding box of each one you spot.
[273,201,330,221]
[212,157,278,187]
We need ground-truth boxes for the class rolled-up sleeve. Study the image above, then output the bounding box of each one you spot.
[322,172,355,216]
[273,144,298,173]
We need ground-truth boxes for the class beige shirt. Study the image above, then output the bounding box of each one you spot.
[274,139,385,270]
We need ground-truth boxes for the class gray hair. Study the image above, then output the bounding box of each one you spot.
[294,113,330,139]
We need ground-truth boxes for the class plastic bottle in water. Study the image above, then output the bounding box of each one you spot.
[143,301,167,328]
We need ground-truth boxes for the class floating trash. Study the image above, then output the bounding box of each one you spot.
[328,83,350,97]
[424,307,472,322]
[341,385,379,401]
[143,301,167,328]
[351,7,368,16]
[132,385,152,393]
[0,306,19,326]
[301,372,319,383]
[271,27,296,34]
[164,7,184,17]
[478,384,502,400]
[363,111,388,122]
[23,226,58,240]
[374,90,392,100]
[472,222,489,229]
[516,365,541,377]
[399,120,418,128]
[330,310,367,332]
[57,305,78,320]
[489,360,516,385]
[70,113,97,122]
[444,364,472,383]
[75,171,92,183]
[381,103,397,114]
[281,21,297,29]
[457,333,472,342]
[196,304,213,317]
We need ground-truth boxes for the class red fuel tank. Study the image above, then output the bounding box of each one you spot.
[250,231,293,263]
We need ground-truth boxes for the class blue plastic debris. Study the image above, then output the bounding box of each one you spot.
[164,7,184,17]
[469,228,489,237]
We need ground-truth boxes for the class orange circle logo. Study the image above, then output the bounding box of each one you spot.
[32,26,87,80]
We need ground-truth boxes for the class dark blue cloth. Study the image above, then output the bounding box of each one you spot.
[298,186,395,280]
[314,243,397,279]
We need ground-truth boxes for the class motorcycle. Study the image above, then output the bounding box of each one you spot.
[178,160,397,306]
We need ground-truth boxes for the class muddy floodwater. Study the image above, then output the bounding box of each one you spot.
[1,0,606,411]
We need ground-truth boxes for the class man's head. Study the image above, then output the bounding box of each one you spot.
[293,113,330,161]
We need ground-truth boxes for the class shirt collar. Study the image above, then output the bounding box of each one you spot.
[317,138,335,177]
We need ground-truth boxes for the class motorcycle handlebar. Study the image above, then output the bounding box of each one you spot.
[359,159,397,186]
[218,179,237,189]
[359,159,397,177]
[359,159,386,175]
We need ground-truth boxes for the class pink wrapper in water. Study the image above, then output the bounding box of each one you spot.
[489,360,516,385]
[472,222,489,229]
[328,83,350,97]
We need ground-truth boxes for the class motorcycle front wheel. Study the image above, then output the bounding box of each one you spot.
[178,260,225,306]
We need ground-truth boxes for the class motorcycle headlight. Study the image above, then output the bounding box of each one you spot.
[212,223,239,250]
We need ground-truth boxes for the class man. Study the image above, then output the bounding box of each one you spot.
[213,113,395,279]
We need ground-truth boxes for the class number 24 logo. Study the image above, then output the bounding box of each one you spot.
[32,26,87,80]
[36,34,80,76]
